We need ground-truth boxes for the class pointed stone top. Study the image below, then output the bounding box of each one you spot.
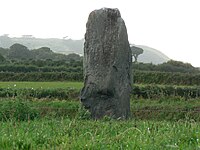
[89,7,121,19]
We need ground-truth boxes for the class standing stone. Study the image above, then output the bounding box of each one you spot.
[80,8,132,119]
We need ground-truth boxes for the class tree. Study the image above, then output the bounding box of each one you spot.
[165,60,194,68]
[66,53,81,61]
[0,47,9,57]
[131,46,144,63]
[0,53,6,62]
[31,47,54,60]
[8,43,32,60]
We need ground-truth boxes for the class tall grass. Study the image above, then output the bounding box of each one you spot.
[0,81,199,149]
[1,98,200,121]
[0,118,199,149]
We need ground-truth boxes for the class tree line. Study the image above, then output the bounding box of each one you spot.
[0,43,82,62]
[0,43,199,85]
[1,71,200,85]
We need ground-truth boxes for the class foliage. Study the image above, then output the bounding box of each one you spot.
[77,105,91,120]
[133,60,199,73]
[0,80,199,149]
[0,96,200,121]
[131,45,144,63]
[8,43,33,60]
[0,49,199,86]
[8,59,82,67]
[0,113,199,149]
[157,60,197,73]
[1,57,197,74]
[0,64,82,73]
[0,43,82,62]
[132,97,200,121]
[31,47,54,60]
[166,60,194,68]
[0,99,39,121]
[132,84,200,99]
[0,81,199,122]
[134,71,200,85]
[2,70,200,86]
[0,47,9,57]
[66,53,82,62]
[0,53,6,62]
[1,82,200,100]
[0,72,83,81]
[0,87,79,100]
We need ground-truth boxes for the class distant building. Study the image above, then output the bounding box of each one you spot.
[22,35,34,38]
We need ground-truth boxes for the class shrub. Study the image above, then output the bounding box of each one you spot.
[0,100,39,121]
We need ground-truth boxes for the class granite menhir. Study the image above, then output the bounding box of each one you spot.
[80,8,132,119]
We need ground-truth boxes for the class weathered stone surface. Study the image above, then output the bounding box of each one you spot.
[80,8,132,119]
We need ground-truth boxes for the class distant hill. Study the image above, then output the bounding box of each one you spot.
[0,35,170,64]
[136,45,170,64]
[0,35,84,55]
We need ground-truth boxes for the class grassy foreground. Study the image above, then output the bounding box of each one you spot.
[0,81,200,149]
[0,98,199,149]
[0,118,200,149]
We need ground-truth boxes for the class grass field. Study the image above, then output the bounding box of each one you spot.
[0,81,83,89]
[0,81,200,149]
[0,81,194,89]
[0,118,199,149]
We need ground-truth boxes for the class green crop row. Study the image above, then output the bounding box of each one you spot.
[1,71,200,85]
[1,84,200,100]
[1,97,200,122]
[0,72,83,81]
[0,64,82,73]
[0,88,79,100]
[133,85,200,99]
[133,71,200,85]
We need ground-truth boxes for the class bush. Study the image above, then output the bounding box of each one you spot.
[0,88,80,100]
[133,71,200,85]
[0,100,39,121]
[0,72,83,81]
[1,85,200,100]
[132,85,200,99]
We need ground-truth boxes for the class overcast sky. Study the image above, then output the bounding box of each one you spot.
[0,0,200,67]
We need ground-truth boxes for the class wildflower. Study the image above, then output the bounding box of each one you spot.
[147,127,150,133]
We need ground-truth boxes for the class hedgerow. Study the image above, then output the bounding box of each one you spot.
[1,84,200,100]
